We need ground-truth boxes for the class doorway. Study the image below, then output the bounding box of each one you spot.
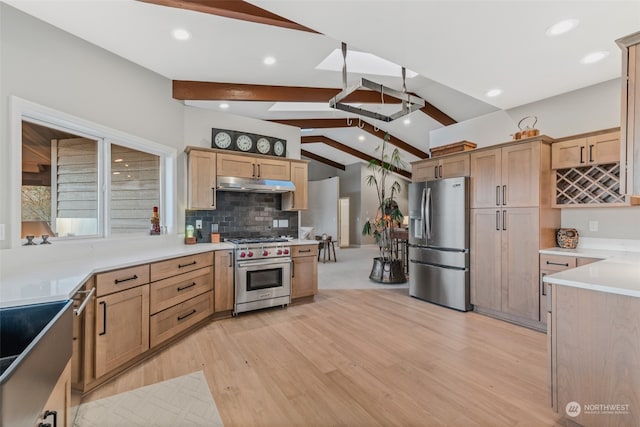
[338,197,349,248]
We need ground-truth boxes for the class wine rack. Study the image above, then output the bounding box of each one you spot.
[554,163,625,206]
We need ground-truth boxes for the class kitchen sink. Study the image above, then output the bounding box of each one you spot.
[0,300,72,427]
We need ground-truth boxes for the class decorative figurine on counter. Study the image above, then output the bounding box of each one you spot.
[150,206,161,235]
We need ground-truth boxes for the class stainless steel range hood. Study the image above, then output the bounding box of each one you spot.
[217,176,295,193]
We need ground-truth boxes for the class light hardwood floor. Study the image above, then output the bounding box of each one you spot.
[83,288,564,426]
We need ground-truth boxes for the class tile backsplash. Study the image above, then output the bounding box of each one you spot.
[185,192,298,243]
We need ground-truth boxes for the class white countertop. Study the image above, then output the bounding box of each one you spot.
[0,235,316,308]
[541,244,640,298]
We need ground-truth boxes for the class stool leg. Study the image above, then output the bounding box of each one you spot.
[331,242,337,262]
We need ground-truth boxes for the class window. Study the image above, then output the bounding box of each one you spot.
[21,118,163,240]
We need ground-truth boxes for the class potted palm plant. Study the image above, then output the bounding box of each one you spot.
[362,133,407,283]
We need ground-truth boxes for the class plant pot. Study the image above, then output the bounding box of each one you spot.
[369,257,406,284]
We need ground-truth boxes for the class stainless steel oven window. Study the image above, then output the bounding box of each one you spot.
[246,268,283,291]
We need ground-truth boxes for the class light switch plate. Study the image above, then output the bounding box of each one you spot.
[588,220,598,232]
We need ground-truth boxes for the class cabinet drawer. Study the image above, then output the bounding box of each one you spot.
[292,244,318,257]
[149,266,213,314]
[150,252,213,282]
[150,291,213,348]
[96,264,150,296]
[540,254,577,272]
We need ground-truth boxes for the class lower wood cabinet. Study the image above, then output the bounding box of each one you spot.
[94,284,150,378]
[150,266,213,314]
[214,250,234,312]
[36,361,71,427]
[150,291,213,348]
[292,244,318,299]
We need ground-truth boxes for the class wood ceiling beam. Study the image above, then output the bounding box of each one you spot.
[301,150,345,170]
[277,119,429,159]
[172,81,455,126]
[302,136,411,179]
[138,0,318,33]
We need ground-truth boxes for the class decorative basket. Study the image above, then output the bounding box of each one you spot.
[556,228,579,249]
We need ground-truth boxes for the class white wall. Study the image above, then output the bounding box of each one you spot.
[307,159,340,181]
[338,164,363,246]
[301,177,339,239]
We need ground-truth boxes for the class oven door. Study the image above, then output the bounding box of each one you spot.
[235,259,291,313]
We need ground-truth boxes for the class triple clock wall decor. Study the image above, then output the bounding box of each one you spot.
[211,128,287,157]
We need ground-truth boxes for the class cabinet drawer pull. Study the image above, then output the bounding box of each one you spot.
[114,274,138,284]
[178,261,197,268]
[546,261,569,267]
[496,186,500,206]
[495,210,500,231]
[298,249,312,253]
[177,282,196,292]
[99,301,107,336]
[177,309,197,321]
[502,210,507,231]
[502,185,506,206]
[43,410,57,427]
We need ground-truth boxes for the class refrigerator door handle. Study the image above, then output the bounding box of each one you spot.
[425,187,433,239]
[420,187,427,239]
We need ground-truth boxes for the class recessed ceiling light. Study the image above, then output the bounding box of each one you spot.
[358,135,365,141]
[403,118,411,125]
[171,28,190,41]
[486,88,503,98]
[219,103,229,109]
[546,19,579,37]
[580,51,610,64]
[264,56,276,65]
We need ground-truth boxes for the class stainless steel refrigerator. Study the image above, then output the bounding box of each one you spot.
[408,176,471,311]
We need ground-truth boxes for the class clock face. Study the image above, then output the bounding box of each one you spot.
[236,134,253,152]
[214,131,232,149]
[256,137,271,154]
[274,140,285,157]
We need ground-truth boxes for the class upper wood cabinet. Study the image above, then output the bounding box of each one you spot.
[470,140,544,209]
[551,130,620,169]
[282,161,308,211]
[187,149,216,210]
[412,153,470,182]
[217,152,290,180]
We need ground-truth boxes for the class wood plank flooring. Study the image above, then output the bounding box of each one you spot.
[83,289,565,426]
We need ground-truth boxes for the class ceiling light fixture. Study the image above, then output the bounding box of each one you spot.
[171,28,191,41]
[219,103,229,109]
[546,19,579,37]
[329,43,425,122]
[580,51,610,64]
[263,56,276,65]
[486,88,502,98]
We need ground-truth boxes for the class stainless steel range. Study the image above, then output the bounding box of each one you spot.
[226,237,292,315]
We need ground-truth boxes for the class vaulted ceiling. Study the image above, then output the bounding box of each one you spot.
[8,0,640,176]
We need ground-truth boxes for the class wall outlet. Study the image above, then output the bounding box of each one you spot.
[278,219,289,228]
[195,220,202,229]
[588,220,598,232]
[273,219,279,228]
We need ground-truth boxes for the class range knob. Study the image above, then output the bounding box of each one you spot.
[239,252,246,258]
[263,250,269,256]
[283,249,290,255]
[247,251,254,258]
[276,249,282,255]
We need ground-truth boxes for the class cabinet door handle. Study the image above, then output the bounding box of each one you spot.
[114,274,138,284]
[546,261,569,267]
[438,165,442,179]
[580,146,585,164]
[177,309,197,321]
[495,210,500,231]
[228,252,233,268]
[434,166,438,179]
[257,164,261,177]
[502,210,507,231]
[178,261,197,268]
[589,144,594,163]
[211,188,215,207]
[496,186,500,206]
[502,185,506,206]
[540,272,547,296]
[252,164,256,177]
[43,410,57,427]
[292,262,295,278]
[99,301,107,336]
[177,282,196,292]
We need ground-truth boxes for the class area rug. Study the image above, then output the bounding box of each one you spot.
[73,371,224,427]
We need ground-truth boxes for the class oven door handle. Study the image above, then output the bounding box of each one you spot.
[237,259,291,268]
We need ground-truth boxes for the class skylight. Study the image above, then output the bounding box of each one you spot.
[269,102,361,112]
[316,48,418,78]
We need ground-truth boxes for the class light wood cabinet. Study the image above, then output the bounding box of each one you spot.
[214,250,234,312]
[150,252,213,282]
[150,266,213,314]
[412,153,470,182]
[217,152,290,180]
[187,149,216,210]
[94,284,149,378]
[150,291,213,348]
[282,161,309,210]
[36,361,71,427]
[470,138,559,330]
[551,130,620,169]
[95,264,149,297]
[291,244,318,299]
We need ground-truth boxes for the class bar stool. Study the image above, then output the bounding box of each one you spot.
[316,234,337,263]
